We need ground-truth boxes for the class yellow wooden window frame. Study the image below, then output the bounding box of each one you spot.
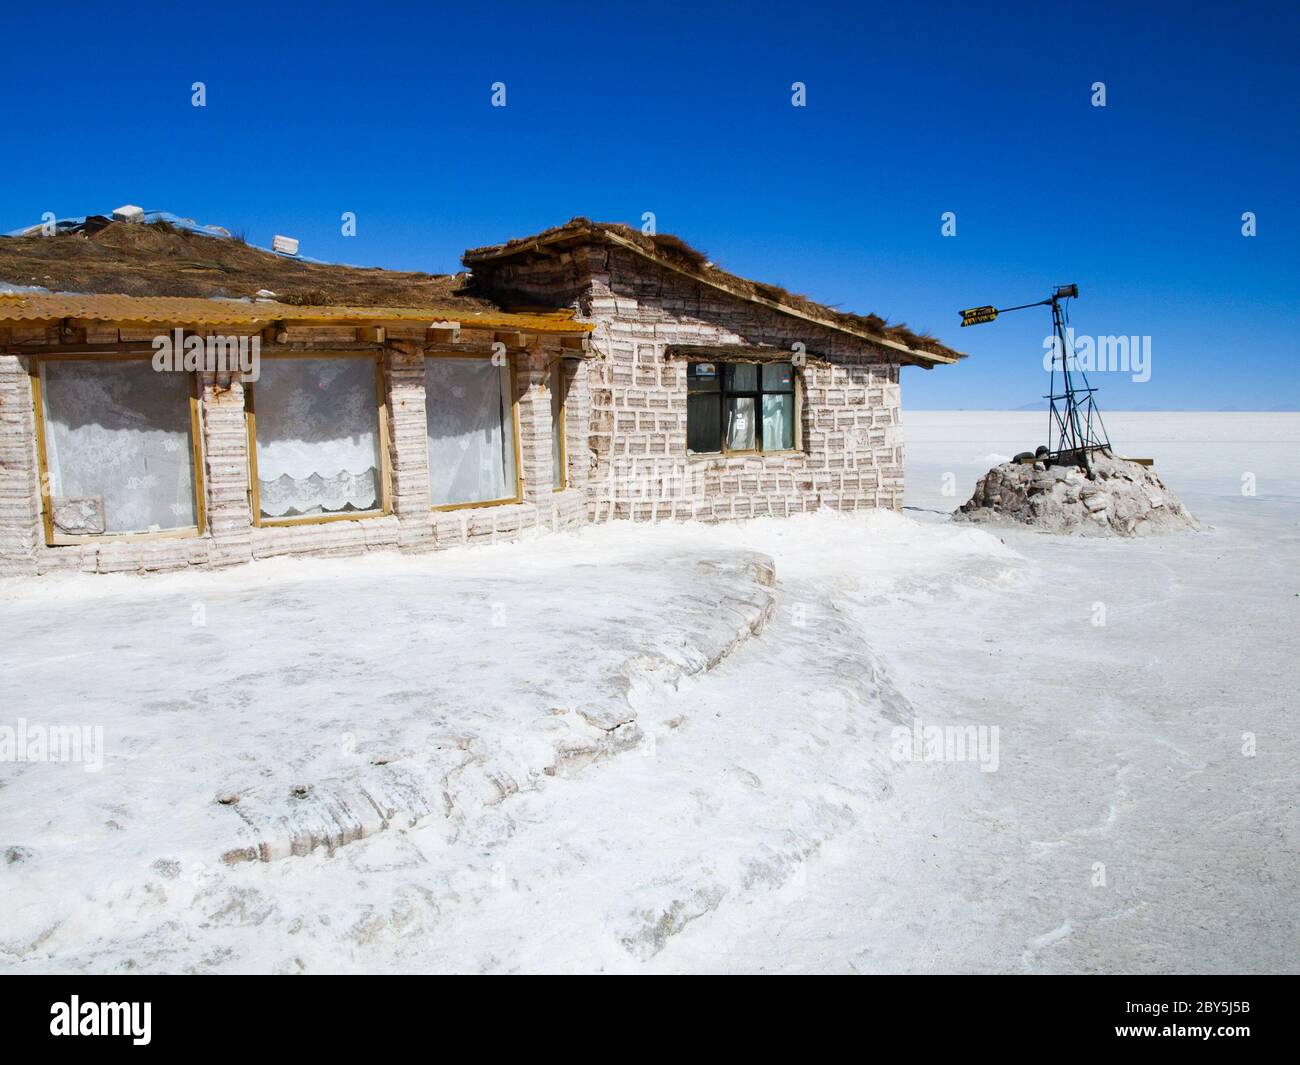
[30,353,207,547]
[244,351,393,528]
[425,351,524,513]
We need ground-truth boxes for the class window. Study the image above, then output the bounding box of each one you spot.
[247,355,387,524]
[36,358,202,542]
[425,356,519,509]
[687,361,796,454]
[550,359,567,490]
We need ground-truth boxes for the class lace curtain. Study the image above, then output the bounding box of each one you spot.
[425,357,517,507]
[41,359,196,535]
[253,357,382,519]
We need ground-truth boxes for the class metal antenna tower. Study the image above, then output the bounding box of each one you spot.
[959,284,1112,473]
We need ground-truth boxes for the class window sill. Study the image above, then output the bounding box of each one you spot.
[255,509,389,528]
[685,450,806,462]
[47,525,203,547]
[432,496,524,513]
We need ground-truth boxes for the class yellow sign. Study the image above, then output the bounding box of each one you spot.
[960,305,998,326]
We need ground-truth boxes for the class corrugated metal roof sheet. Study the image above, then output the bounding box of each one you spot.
[0,293,593,333]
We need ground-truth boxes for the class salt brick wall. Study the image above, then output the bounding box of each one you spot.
[0,346,587,576]
[515,354,551,504]
[385,342,434,552]
[0,355,40,575]
[560,355,589,493]
[202,371,252,567]
[0,235,913,575]
[473,245,906,523]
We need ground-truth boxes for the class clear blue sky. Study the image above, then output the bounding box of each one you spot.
[3,1,1296,409]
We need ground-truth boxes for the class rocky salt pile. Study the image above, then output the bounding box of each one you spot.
[956,453,1198,536]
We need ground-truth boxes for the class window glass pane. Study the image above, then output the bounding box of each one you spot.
[41,359,196,535]
[762,362,794,391]
[426,357,518,507]
[254,357,382,520]
[550,361,565,489]
[725,396,756,450]
[724,363,758,392]
[687,362,719,392]
[687,394,721,453]
[762,393,794,451]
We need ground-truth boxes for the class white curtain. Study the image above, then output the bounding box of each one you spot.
[761,394,793,450]
[253,357,381,518]
[726,397,756,450]
[41,359,196,534]
[425,357,517,507]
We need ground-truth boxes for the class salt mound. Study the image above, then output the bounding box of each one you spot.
[955,453,1198,536]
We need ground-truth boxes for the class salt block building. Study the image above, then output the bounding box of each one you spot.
[0,218,963,575]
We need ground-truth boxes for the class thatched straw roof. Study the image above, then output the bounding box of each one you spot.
[0,214,964,364]
[464,218,964,364]
[0,220,492,311]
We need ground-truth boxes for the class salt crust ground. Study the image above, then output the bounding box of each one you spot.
[1,412,1296,973]
[0,509,1012,971]
[645,412,1297,974]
